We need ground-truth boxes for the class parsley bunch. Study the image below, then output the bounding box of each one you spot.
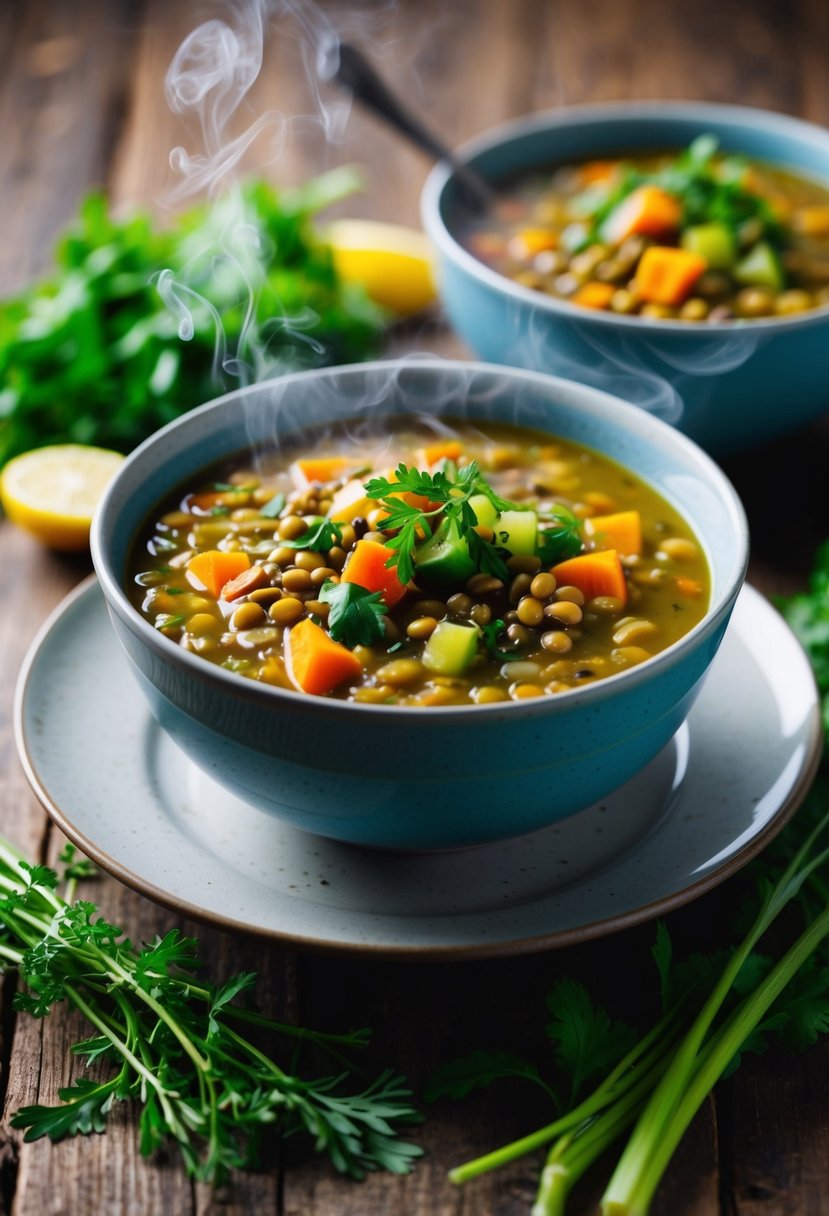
[0,843,420,1184]
[0,169,383,468]
[363,460,519,584]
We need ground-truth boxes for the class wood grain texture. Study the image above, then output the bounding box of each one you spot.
[1,0,829,1213]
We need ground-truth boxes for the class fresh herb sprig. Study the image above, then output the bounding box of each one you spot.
[319,579,388,647]
[281,517,343,553]
[536,505,584,565]
[0,842,420,1184]
[363,461,518,584]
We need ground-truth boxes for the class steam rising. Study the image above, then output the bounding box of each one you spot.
[157,0,375,393]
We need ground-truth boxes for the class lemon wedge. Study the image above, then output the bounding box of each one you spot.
[0,444,124,551]
[326,219,437,316]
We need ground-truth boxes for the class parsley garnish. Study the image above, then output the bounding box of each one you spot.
[536,505,584,564]
[364,461,518,584]
[319,579,387,646]
[481,618,521,662]
[282,517,343,552]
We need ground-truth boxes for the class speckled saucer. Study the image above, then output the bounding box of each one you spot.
[14,578,821,959]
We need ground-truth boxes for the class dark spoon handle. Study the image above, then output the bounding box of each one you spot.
[331,43,493,211]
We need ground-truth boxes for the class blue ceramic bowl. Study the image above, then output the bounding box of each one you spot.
[91,360,747,850]
[421,101,829,454]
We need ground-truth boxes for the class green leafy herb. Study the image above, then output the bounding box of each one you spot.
[481,618,521,662]
[536,505,584,564]
[0,171,384,468]
[0,840,420,1183]
[364,461,517,585]
[319,579,387,647]
[281,516,343,552]
[582,134,782,249]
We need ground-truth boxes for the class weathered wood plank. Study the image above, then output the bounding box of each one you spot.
[0,0,138,292]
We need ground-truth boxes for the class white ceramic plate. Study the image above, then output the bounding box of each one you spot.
[15,578,821,959]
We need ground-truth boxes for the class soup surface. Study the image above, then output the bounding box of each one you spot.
[461,136,829,321]
[128,419,710,706]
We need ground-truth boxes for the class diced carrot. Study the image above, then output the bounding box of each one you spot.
[602,185,682,244]
[793,206,829,237]
[550,549,627,606]
[290,456,349,489]
[585,510,642,556]
[286,618,363,696]
[329,478,375,523]
[186,550,251,598]
[220,564,270,601]
[341,539,408,607]
[634,246,708,307]
[572,281,615,311]
[508,227,559,258]
[675,575,704,599]
[417,439,464,468]
[578,159,618,185]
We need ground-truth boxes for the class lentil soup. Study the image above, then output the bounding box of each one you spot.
[127,419,710,706]
[461,135,829,321]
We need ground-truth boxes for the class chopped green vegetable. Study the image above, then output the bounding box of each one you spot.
[0,172,384,468]
[494,508,538,556]
[414,515,476,587]
[734,239,785,289]
[318,578,387,647]
[680,222,736,269]
[258,491,286,519]
[0,842,420,1183]
[422,620,479,675]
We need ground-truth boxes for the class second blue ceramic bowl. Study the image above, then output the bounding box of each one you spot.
[91,360,747,850]
[421,101,829,454]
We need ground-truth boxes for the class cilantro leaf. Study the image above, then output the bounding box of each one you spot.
[319,579,387,647]
[281,516,343,552]
[545,978,637,1104]
[423,1049,554,1104]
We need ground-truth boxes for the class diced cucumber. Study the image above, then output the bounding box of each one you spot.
[469,493,499,528]
[734,241,784,290]
[680,223,735,270]
[422,621,479,675]
[414,516,476,586]
[494,509,538,556]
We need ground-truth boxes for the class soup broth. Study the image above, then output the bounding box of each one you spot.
[128,418,710,706]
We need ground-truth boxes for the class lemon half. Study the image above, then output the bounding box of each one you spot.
[326,219,437,316]
[0,444,125,551]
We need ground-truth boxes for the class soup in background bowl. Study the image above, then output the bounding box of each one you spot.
[421,101,829,454]
[91,360,748,850]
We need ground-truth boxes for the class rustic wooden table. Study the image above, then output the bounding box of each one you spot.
[2,1,829,1212]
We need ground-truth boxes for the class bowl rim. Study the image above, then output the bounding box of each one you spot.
[91,358,749,721]
[421,98,829,336]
